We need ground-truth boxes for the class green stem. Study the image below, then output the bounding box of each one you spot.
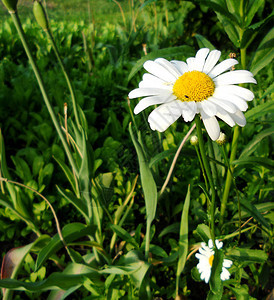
[44,29,81,129]
[195,144,209,192]
[10,11,78,176]
[195,116,216,241]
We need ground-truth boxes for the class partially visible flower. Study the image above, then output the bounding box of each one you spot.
[216,132,227,145]
[195,239,233,283]
[190,135,198,146]
[128,48,256,140]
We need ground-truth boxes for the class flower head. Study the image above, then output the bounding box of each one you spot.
[195,239,233,283]
[128,48,256,140]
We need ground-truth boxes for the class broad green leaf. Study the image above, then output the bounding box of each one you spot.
[35,223,95,271]
[239,127,274,158]
[207,250,224,300]
[233,198,271,229]
[245,100,274,121]
[56,186,89,220]
[2,236,50,299]
[0,263,101,291]
[177,185,191,277]
[194,34,216,50]
[195,224,211,242]
[149,148,175,168]
[159,223,180,238]
[109,224,139,248]
[227,285,251,300]
[226,248,268,263]
[249,27,274,75]
[233,202,274,219]
[53,155,79,197]
[233,157,274,171]
[129,123,157,225]
[245,0,264,27]
[128,45,195,81]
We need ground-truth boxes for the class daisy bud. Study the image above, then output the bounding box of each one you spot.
[33,0,49,31]
[216,132,227,145]
[1,0,18,12]
[190,135,198,146]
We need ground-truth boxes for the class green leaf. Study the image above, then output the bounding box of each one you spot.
[195,224,211,242]
[35,223,95,271]
[245,0,264,27]
[53,155,79,197]
[245,100,274,121]
[56,186,89,220]
[159,223,180,238]
[177,185,191,277]
[227,285,251,300]
[226,248,268,263]
[233,202,274,219]
[149,148,175,168]
[194,34,216,50]
[235,197,271,229]
[109,224,139,248]
[233,157,274,171]
[207,250,224,300]
[129,123,157,226]
[249,27,274,75]
[128,45,195,81]
[239,127,274,158]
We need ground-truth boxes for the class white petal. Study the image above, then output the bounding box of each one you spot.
[200,100,218,117]
[221,268,231,281]
[229,110,246,127]
[186,57,195,71]
[203,50,221,74]
[223,259,233,268]
[215,106,236,127]
[216,85,254,101]
[139,73,171,89]
[182,102,197,122]
[148,101,182,132]
[155,58,182,78]
[208,59,238,78]
[171,60,189,74]
[208,96,237,113]
[134,94,176,114]
[208,239,213,248]
[215,240,223,249]
[193,48,210,71]
[201,112,220,141]
[213,90,248,111]
[143,60,177,82]
[204,269,211,283]
[214,70,257,85]
[128,88,171,99]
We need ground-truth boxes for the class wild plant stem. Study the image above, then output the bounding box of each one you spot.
[10,11,78,176]
[145,221,151,261]
[195,116,215,242]
[45,29,81,129]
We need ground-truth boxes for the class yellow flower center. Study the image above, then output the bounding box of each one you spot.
[209,254,214,267]
[173,71,215,102]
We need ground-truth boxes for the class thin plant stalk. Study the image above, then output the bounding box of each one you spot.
[9,11,78,176]
[160,123,196,196]
[195,116,216,242]
[44,29,81,129]
[220,1,246,227]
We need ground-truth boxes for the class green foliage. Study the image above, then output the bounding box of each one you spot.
[0,0,273,299]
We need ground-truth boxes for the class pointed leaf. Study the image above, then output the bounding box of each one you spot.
[226,248,268,263]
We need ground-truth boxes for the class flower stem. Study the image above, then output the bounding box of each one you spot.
[195,116,216,241]
[44,29,81,129]
[9,11,78,176]
[145,221,151,260]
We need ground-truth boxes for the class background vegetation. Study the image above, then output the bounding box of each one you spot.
[0,0,273,299]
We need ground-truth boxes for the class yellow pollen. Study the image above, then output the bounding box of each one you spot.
[173,71,215,102]
[209,255,214,267]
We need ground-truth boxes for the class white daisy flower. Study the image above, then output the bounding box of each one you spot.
[195,239,233,283]
[128,48,256,140]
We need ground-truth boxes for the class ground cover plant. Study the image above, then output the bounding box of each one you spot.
[0,0,273,299]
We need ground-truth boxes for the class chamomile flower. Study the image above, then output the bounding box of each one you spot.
[195,239,233,283]
[128,48,256,140]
